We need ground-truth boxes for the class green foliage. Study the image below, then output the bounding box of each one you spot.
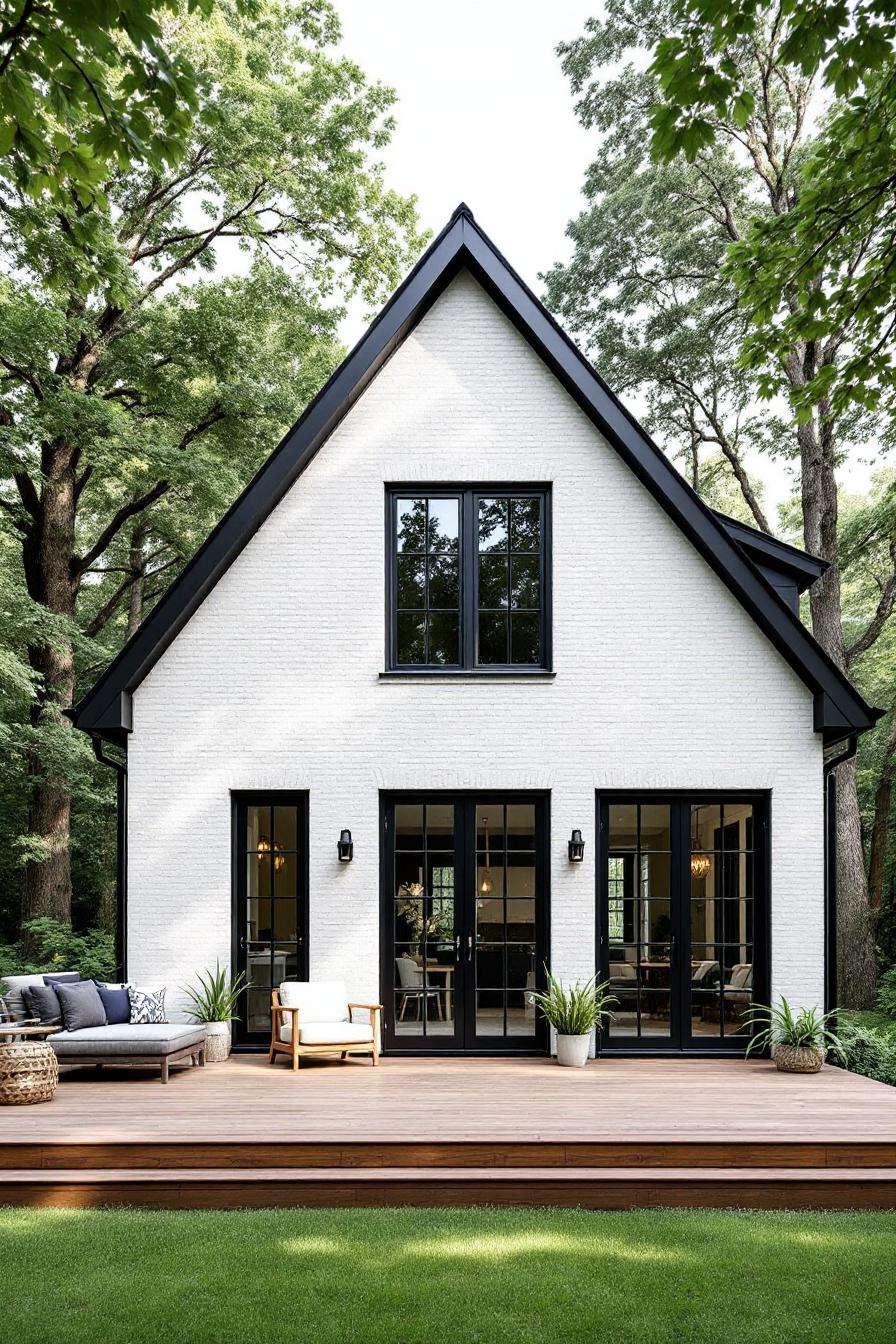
[649,1,896,418]
[0,0,212,215]
[181,961,246,1023]
[0,917,115,982]
[876,967,896,1019]
[0,0,423,932]
[744,998,847,1062]
[837,1011,896,1086]
[529,969,616,1036]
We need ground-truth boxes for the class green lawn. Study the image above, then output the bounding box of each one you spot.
[2,1206,894,1343]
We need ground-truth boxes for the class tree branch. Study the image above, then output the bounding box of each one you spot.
[846,546,896,667]
[71,479,170,579]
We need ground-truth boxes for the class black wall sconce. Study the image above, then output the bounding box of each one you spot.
[337,829,354,862]
[568,828,585,862]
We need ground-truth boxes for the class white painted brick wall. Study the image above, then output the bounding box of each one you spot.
[127,272,824,1026]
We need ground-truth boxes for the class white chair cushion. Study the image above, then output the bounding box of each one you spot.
[279,1020,374,1046]
[609,962,637,981]
[728,964,751,989]
[279,980,348,1023]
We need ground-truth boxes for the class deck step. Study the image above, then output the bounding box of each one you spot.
[3,1140,895,1171]
[2,1166,894,1210]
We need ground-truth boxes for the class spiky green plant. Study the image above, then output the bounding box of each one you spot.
[182,963,246,1025]
[743,998,846,1064]
[529,970,616,1036]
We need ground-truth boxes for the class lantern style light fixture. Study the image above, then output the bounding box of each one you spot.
[568,828,585,862]
[337,829,354,862]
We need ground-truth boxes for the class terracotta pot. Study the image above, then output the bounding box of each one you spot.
[556,1033,592,1067]
[203,1021,231,1063]
[774,1043,824,1073]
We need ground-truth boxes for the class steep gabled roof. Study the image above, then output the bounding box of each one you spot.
[71,204,881,745]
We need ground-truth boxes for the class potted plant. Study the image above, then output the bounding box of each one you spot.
[529,969,616,1067]
[744,998,846,1073]
[182,963,246,1063]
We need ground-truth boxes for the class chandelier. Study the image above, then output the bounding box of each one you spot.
[690,851,711,879]
[257,834,285,871]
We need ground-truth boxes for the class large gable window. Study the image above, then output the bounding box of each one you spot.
[387,487,551,672]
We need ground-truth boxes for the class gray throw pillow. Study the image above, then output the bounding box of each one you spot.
[23,984,63,1026]
[42,972,81,987]
[55,979,107,1032]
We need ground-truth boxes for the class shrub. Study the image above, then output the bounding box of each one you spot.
[0,918,115,986]
[838,1013,896,1087]
[876,967,896,1020]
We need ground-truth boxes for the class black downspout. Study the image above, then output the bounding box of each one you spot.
[823,734,857,1013]
[91,737,127,981]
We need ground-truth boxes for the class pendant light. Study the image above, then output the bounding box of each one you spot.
[690,811,711,879]
[480,815,494,896]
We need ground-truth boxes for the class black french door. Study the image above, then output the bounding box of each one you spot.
[381,792,550,1054]
[597,793,769,1054]
[232,792,309,1048]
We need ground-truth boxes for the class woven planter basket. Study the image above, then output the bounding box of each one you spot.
[0,1040,59,1104]
[774,1043,824,1074]
[203,1022,231,1063]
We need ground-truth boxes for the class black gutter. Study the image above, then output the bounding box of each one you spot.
[822,734,858,1011]
[91,736,127,981]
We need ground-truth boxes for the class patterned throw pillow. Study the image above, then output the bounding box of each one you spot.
[128,987,167,1024]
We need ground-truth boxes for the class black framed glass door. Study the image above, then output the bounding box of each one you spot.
[598,793,768,1054]
[381,793,549,1053]
[232,792,309,1047]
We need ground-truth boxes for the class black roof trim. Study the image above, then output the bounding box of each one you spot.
[715,512,828,592]
[71,205,882,742]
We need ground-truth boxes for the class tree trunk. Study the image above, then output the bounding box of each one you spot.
[835,756,879,1007]
[794,391,877,1008]
[868,707,896,913]
[127,521,147,636]
[20,443,78,930]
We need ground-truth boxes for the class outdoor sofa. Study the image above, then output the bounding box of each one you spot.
[1,973,207,1084]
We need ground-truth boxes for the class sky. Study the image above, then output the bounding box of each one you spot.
[336,0,597,327]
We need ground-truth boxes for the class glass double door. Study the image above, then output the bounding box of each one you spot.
[382,794,549,1053]
[598,795,767,1053]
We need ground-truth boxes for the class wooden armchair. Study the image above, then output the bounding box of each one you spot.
[269,980,382,1071]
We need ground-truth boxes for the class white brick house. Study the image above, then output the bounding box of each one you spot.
[72,206,879,1057]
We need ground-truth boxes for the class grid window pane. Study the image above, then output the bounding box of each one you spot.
[479,611,508,664]
[390,489,548,670]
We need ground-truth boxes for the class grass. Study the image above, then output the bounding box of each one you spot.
[2,1206,895,1343]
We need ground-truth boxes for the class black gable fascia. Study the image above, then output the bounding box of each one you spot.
[71,204,882,743]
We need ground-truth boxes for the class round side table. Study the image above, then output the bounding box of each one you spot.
[0,1024,60,1105]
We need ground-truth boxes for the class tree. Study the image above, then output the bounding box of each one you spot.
[649,1,896,418]
[548,1,893,1005]
[0,0,211,209]
[0,0,424,930]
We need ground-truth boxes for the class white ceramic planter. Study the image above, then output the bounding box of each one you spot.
[203,1020,231,1063]
[556,1033,591,1067]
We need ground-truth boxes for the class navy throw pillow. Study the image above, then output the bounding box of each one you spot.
[96,982,131,1025]
[55,979,107,1032]
[23,984,63,1026]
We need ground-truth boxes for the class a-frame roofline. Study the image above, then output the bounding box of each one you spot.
[70,203,882,745]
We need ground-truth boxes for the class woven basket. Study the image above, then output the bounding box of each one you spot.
[0,1040,59,1104]
[774,1043,824,1074]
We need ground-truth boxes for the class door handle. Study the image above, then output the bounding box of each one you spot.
[466,932,473,963]
[454,933,461,963]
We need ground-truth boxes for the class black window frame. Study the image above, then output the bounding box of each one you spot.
[385,484,552,674]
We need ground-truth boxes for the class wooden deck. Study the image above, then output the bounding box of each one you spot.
[2,1054,894,1209]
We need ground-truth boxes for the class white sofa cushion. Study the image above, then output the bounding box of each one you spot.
[279,1020,374,1046]
[279,980,348,1023]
